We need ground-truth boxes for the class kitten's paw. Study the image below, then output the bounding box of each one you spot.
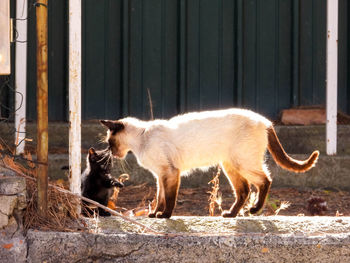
[112,180,124,188]
[221,210,237,218]
[99,211,111,217]
[155,211,171,219]
[148,212,156,218]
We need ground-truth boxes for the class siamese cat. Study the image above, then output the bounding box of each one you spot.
[100,108,319,218]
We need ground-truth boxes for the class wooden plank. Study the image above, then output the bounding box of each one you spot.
[69,0,82,200]
[15,0,28,153]
[0,0,10,75]
[326,0,338,155]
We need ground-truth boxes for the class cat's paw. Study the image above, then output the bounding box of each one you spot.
[249,206,261,214]
[221,210,237,218]
[155,211,171,219]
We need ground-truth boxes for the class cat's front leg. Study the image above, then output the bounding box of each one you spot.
[102,174,124,188]
[150,168,181,219]
[111,178,124,188]
[148,176,165,218]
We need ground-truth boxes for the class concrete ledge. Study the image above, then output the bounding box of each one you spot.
[93,216,350,235]
[26,216,350,262]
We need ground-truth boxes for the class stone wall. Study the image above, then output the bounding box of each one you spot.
[0,168,27,263]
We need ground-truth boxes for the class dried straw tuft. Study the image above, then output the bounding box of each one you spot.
[208,166,222,216]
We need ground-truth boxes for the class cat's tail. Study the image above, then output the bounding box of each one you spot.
[267,126,319,173]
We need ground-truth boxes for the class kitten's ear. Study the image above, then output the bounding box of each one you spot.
[88,147,98,162]
[88,147,97,157]
[100,120,124,132]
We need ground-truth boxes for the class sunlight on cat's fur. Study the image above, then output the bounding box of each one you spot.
[100,108,319,219]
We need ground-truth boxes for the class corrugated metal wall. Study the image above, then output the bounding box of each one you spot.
[2,0,349,121]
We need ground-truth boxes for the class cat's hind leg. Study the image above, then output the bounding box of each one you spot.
[221,162,250,217]
[248,167,272,214]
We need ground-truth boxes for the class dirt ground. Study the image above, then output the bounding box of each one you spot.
[116,183,350,217]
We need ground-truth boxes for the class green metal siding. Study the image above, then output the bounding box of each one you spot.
[5,0,349,121]
[26,0,67,121]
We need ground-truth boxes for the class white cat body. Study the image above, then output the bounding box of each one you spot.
[124,109,270,179]
[101,108,318,218]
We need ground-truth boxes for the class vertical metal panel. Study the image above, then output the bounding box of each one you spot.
[243,0,258,111]
[178,0,187,113]
[17,0,350,121]
[292,0,300,106]
[235,0,243,107]
[122,0,130,116]
[27,0,37,121]
[198,0,219,110]
[338,0,349,114]
[242,0,294,118]
[83,0,107,119]
[129,0,144,117]
[220,0,235,108]
[184,0,236,112]
[82,0,123,120]
[185,0,200,112]
[48,0,67,121]
[128,0,178,119]
[277,0,293,112]
[104,0,123,118]
[142,0,162,118]
[256,0,278,116]
[27,0,67,121]
[162,0,178,118]
[299,0,326,106]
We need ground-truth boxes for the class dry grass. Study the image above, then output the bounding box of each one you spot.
[23,179,84,232]
[0,144,87,232]
[208,166,222,216]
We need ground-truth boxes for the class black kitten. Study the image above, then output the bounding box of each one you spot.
[81,147,123,216]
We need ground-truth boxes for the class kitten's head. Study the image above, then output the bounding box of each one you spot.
[100,120,129,159]
[87,147,113,173]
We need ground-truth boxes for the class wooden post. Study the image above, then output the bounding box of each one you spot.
[69,0,82,202]
[36,0,48,216]
[0,0,11,75]
[326,0,338,155]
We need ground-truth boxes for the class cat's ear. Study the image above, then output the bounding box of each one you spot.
[88,147,97,158]
[100,120,124,133]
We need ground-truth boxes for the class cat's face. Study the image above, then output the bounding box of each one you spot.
[100,120,129,159]
[88,147,112,173]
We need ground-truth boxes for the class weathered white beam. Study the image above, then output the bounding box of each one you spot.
[69,0,82,197]
[15,0,28,154]
[0,0,11,75]
[326,0,338,155]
